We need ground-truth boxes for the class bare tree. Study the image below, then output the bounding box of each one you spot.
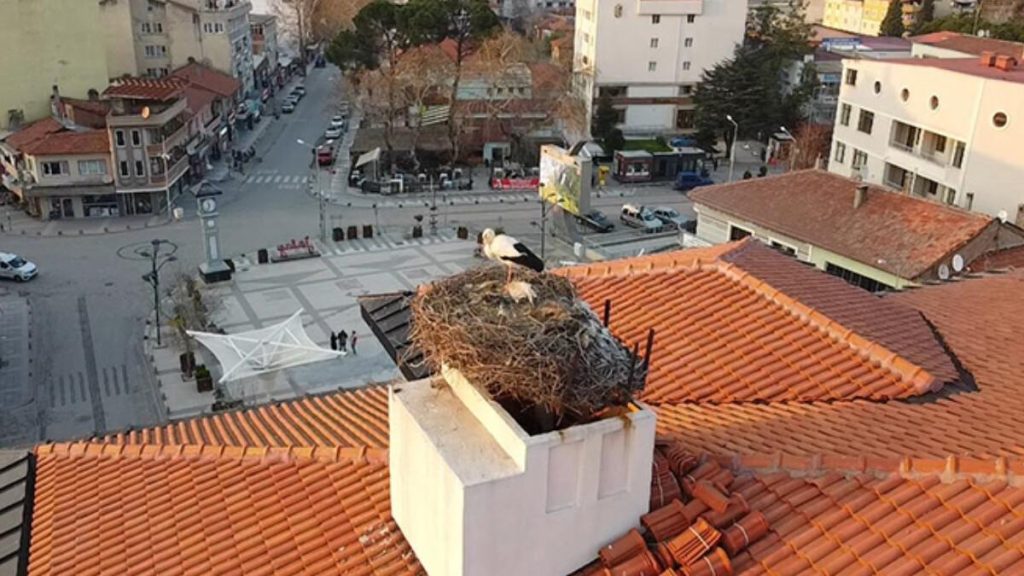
[790,122,833,170]
[395,46,455,168]
[165,270,224,354]
[271,0,324,66]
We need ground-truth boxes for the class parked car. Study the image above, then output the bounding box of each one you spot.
[281,101,296,114]
[317,145,335,166]
[0,252,37,282]
[651,207,695,232]
[674,171,713,192]
[325,126,343,139]
[620,204,665,233]
[330,115,346,129]
[577,210,614,233]
[292,85,306,96]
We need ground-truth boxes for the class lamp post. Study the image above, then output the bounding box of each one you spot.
[779,125,794,171]
[726,115,739,182]
[139,239,177,346]
[297,139,327,242]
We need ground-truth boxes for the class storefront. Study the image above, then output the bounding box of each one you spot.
[26,184,117,220]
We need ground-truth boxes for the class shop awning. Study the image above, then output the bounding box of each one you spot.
[354,147,381,168]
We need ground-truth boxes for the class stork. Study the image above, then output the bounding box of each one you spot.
[481,228,545,283]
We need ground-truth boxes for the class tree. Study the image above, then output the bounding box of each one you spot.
[879,0,905,37]
[789,123,832,170]
[272,0,325,68]
[604,128,625,152]
[395,45,455,168]
[914,0,936,32]
[916,14,1024,42]
[592,93,618,141]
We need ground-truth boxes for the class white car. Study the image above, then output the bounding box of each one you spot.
[330,115,346,129]
[282,101,296,114]
[325,126,343,139]
[0,252,37,281]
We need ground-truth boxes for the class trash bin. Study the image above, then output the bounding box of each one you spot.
[257,248,269,264]
[412,225,423,238]
[347,225,359,239]
[363,225,373,238]
[457,227,469,239]
[333,227,344,241]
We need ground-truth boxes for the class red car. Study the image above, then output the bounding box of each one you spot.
[317,145,335,166]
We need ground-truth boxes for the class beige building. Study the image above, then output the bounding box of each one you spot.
[822,0,952,36]
[829,54,1024,222]
[0,0,111,130]
[573,0,747,135]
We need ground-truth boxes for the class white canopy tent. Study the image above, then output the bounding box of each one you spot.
[188,310,343,384]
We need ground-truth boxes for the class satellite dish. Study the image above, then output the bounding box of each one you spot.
[952,253,965,272]
[998,210,1009,223]
[938,264,951,281]
[141,106,151,119]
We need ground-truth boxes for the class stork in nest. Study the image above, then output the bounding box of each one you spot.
[481,228,545,303]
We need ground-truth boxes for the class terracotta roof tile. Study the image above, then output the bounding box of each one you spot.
[972,245,1024,271]
[2,118,64,151]
[911,31,1024,58]
[20,130,110,156]
[560,241,952,404]
[101,386,389,449]
[103,77,187,101]
[689,170,994,279]
[655,272,1024,479]
[171,62,241,98]
[881,56,1024,85]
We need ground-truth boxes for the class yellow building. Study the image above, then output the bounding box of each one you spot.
[0,0,111,130]
[822,0,892,36]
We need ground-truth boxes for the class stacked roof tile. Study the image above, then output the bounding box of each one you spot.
[102,77,187,101]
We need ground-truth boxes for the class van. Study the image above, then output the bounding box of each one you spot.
[0,252,37,281]
[620,204,664,232]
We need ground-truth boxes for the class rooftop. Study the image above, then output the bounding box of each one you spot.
[689,170,995,279]
[19,130,109,157]
[882,55,1024,85]
[0,118,63,152]
[911,30,1024,58]
[171,61,241,98]
[103,77,187,101]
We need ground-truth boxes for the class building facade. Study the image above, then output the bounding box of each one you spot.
[0,0,110,130]
[828,55,1024,223]
[573,0,746,136]
[250,13,280,91]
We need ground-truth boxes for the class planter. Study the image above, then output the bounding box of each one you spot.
[179,352,196,377]
[347,225,359,239]
[363,224,373,238]
[195,364,213,392]
[333,227,344,241]
[457,226,469,239]
[257,248,269,264]
[412,225,423,238]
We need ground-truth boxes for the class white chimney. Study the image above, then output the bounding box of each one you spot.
[390,366,656,576]
[854,184,868,209]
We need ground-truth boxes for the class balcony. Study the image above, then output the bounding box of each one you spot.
[150,156,188,187]
[888,120,963,169]
[108,99,187,128]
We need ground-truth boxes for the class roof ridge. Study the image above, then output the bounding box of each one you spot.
[557,242,742,279]
[714,262,939,396]
[37,441,389,465]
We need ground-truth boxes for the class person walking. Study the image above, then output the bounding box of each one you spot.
[329,331,338,351]
[338,329,349,353]
[350,332,358,355]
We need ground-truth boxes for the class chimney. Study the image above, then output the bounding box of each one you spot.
[50,84,64,121]
[980,51,996,67]
[854,184,868,209]
[994,54,1018,71]
[390,366,656,576]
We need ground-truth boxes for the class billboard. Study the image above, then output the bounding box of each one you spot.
[539,145,591,216]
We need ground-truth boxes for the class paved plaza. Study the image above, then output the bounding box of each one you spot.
[153,232,478,419]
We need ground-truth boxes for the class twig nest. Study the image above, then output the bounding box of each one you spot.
[410,265,645,426]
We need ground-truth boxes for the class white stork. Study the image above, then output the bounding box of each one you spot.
[482,228,545,281]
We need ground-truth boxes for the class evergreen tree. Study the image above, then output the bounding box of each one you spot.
[879,0,905,37]
[916,0,936,31]
[604,129,625,152]
[592,94,618,141]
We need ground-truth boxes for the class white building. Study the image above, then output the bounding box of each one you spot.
[573,0,747,136]
[828,54,1024,224]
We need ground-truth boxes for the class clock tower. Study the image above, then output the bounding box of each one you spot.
[196,187,232,283]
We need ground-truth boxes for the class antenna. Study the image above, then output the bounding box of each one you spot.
[951,253,965,273]
[938,263,950,281]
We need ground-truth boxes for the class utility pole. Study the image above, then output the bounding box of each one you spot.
[726,115,739,182]
[139,239,177,347]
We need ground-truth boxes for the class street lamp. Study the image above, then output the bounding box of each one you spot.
[779,125,794,171]
[726,115,739,182]
[138,239,178,347]
[297,139,327,243]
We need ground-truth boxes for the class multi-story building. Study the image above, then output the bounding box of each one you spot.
[911,31,1024,59]
[250,13,281,91]
[0,0,110,130]
[99,0,256,95]
[828,54,1024,223]
[573,0,746,136]
[171,62,242,179]
[822,0,952,36]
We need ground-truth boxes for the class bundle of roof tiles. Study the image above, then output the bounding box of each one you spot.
[581,443,770,576]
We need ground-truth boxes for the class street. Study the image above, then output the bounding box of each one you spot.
[0,63,739,446]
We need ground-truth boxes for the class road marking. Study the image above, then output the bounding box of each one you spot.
[274,175,284,183]
[77,296,107,434]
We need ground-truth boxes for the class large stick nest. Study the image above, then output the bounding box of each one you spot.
[410,266,645,422]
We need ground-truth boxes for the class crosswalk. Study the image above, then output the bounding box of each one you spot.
[316,229,461,256]
[243,173,312,188]
[48,364,131,408]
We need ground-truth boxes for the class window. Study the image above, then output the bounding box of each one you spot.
[857,110,874,134]
[834,141,846,163]
[965,192,974,210]
[943,188,956,205]
[650,38,659,48]
[839,103,851,126]
[652,14,661,23]
[141,22,151,33]
[993,112,1008,127]
[845,68,858,86]
[952,141,966,168]
[826,263,889,292]
[614,4,622,17]
[729,225,752,241]
[648,61,657,72]
[675,109,695,129]
[131,130,142,146]
[900,88,909,101]
[119,161,129,177]
[144,45,167,58]
[852,149,868,169]
[933,135,947,153]
[873,81,881,94]
[78,160,107,175]
[770,241,796,256]
[155,22,163,33]
[684,37,693,47]
[687,14,695,23]
[678,85,693,96]
[41,161,67,176]
[682,61,691,71]
[929,95,939,110]
[115,130,125,147]
[134,160,145,176]
[583,32,590,44]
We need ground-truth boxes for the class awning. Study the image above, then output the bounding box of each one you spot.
[188,310,344,384]
[354,147,381,168]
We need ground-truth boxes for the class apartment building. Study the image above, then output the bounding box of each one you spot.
[100,0,256,95]
[822,0,953,36]
[828,54,1024,223]
[573,0,746,135]
[911,31,1024,59]
[250,13,280,90]
[0,0,110,130]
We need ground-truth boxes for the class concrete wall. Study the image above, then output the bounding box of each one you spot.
[25,153,111,188]
[98,0,142,78]
[0,0,110,130]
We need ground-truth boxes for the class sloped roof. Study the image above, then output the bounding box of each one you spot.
[690,170,994,279]
[1,118,63,152]
[973,245,1024,271]
[182,85,217,116]
[103,77,187,101]
[560,241,956,404]
[0,452,31,576]
[20,130,109,157]
[882,56,1024,85]
[171,62,241,98]
[911,30,1024,58]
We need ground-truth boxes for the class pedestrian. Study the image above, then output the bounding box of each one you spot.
[350,332,358,355]
[330,331,338,351]
[338,329,348,353]
[712,157,719,171]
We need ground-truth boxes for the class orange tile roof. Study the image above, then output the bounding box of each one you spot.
[20,130,110,156]
[655,272,1024,479]
[171,62,241,98]
[972,245,1024,272]
[911,30,1024,59]
[102,386,389,449]
[560,241,953,404]
[689,170,995,279]
[103,77,186,101]
[28,442,419,576]
[2,118,64,151]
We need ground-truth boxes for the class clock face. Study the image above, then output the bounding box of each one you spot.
[201,198,216,213]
